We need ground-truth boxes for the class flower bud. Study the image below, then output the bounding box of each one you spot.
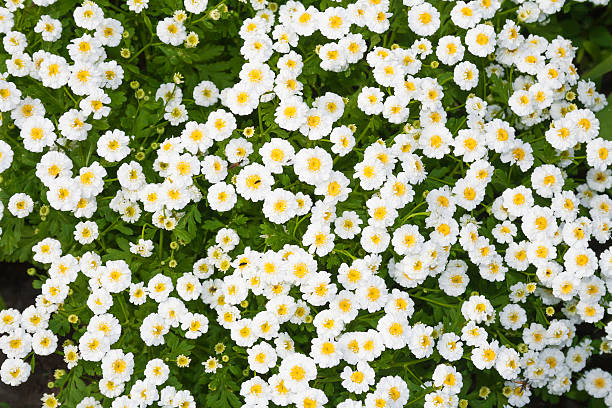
[40,205,50,216]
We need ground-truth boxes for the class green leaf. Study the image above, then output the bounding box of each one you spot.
[589,26,612,48]
[585,53,612,80]
[202,218,225,231]
[142,13,154,33]
[114,224,133,235]
[595,93,612,141]
[583,40,600,60]
[48,314,70,336]
[173,226,196,244]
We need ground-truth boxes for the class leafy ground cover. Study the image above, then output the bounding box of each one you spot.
[0,0,611,408]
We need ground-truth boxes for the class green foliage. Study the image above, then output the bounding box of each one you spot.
[0,0,610,407]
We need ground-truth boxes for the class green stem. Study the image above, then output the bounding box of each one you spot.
[406,387,436,406]
[117,295,130,324]
[128,42,163,63]
[334,249,357,261]
[257,104,264,136]
[410,294,456,308]
[303,52,317,65]
[355,119,374,148]
[405,366,423,385]
[452,117,467,136]
[447,103,465,111]
[404,212,430,220]
[63,87,78,107]
[292,215,310,238]
[159,230,164,260]
[383,356,433,369]
[497,6,519,16]
[400,201,427,224]
[101,217,120,235]
[427,176,452,185]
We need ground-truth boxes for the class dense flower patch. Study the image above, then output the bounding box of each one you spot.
[0,0,611,407]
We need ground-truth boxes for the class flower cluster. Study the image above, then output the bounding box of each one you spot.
[0,0,610,408]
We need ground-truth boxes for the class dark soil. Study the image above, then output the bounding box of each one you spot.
[0,263,62,408]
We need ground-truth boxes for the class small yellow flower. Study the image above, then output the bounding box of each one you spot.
[173,10,188,23]
[176,354,191,367]
[243,127,255,138]
[41,393,59,408]
[185,32,199,48]
[214,343,226,354]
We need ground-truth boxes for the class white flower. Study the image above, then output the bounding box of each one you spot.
[407,2,440,36]
[207,182,237,212]
[357,86,385,115]
[20,116,56,153]
[436,35,465,65]
[0,358,31,386]
[97,130,130,162]
[453,61,479,90]
[341,362,375,394]
[47,177,81,212]
[465,23,497,57]
[34,15,62,41]
[157,18,186,46]
[80,89,111,119]
[7,193,33,218]
[74,221,98,244]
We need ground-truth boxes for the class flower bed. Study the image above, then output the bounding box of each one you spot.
[0,0,611,407]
